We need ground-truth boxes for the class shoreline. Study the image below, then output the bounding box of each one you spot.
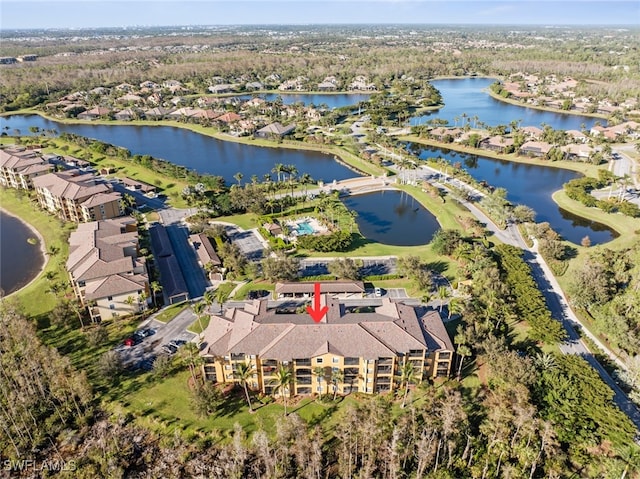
[0,206,48,298]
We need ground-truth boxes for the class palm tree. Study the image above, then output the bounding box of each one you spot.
[456,344,471,379]
[398,360,416,408]
[270,364,294,416]
[233,362,255,412]
[330,368,344,401]
[192,301,206,339]
[150,281,161,308]
[233,172,243,186]
[436,286,450,313]
[203,289,216,312]
[272,163,285,183]
[313,366,328,399]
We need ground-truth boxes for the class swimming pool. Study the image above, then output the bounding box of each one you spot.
[295,221,315,235]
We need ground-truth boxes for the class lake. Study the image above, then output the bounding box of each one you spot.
[410,77,598,131]
[341,190,441,246]
[0,78,614,244]
[0,210,45,296]
[0,115,356,184]
[410,144,617,245]
[235,93,371,109]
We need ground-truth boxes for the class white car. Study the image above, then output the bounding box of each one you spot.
[374,287,382,297]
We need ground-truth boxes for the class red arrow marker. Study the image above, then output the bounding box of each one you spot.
[307,282,328,323]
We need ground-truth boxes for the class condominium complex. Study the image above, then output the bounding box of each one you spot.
[0,146,52,190]
[200,295,454,397]
[33,170,123,223]
[66,216,149,322]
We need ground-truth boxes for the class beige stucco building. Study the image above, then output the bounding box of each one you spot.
[33,170,123,223]
[200,294,454,397]
[66,217,149,321]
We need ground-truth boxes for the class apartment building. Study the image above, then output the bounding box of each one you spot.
[32,170,123,222]
[0,147,52,190]
[200,294,454,397]
[66,216,149,322]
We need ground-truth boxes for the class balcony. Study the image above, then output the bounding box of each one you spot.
[262,359,277,368]
[376,376,391,385]
[344,367,359,376]
[297,387,312,395]
[439,352,452,359]
[296,377,312,385]
[344,357,359,366]
[296,368,312,376]
[377,358,393,366]
[230,353,245,361]
[407,350,424,359]
[295,358,311,366]
[376,366,393,375]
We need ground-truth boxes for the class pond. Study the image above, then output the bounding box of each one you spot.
[0,210,45,296]
[341,189,441,246]
[409,144,617,245]
[411,77,598,131]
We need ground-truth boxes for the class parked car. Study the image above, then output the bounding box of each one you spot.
[374,287,382,297]
[248,290,270,300]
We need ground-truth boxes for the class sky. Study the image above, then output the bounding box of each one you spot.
[1,0,638,30]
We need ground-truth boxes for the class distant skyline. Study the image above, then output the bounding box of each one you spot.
[1,1,638,30]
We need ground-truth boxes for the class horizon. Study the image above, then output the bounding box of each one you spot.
[1,1,638,30]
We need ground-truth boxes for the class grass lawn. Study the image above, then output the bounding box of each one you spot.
[213,213,260,230]
[118,369,363,441]
[216,281,237,300]
[187,315,211,335]
[155,302,189,323]
[233,280,276,300]
[0,188,75,318]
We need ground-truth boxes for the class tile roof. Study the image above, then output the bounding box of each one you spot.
[201,295,452,361]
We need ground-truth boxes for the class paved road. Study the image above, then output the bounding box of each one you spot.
[523,248,640,429]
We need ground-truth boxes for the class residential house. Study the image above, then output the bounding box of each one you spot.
[519,141,553,157]
[0,147,52,190]
[144,107,174,120]
[520,126,543,139]
[480,135,514,153]
[208,84,234,94]
[199,295,454,396]
[66,217,149,321]
[77,107,112,120]
[245,81,264,90]
[216,112,242,125]
[566,130,588,143]
[560,144,595,161]
[254,122,296,139]
[349,76,377,91]
[139,80,159,90]
[32,170,123,222]
[117,93,144,104]
[114,108,143,121]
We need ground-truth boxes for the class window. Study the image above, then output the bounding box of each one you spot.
[332,357,339,364]
[224,365,231,370]
[109,304,115,310]
[107,296,113,301]
[316,358,323,364]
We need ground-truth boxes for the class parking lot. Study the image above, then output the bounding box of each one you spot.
[115,306,197,372]
[298,257,397,278]
[225,226,266,261]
